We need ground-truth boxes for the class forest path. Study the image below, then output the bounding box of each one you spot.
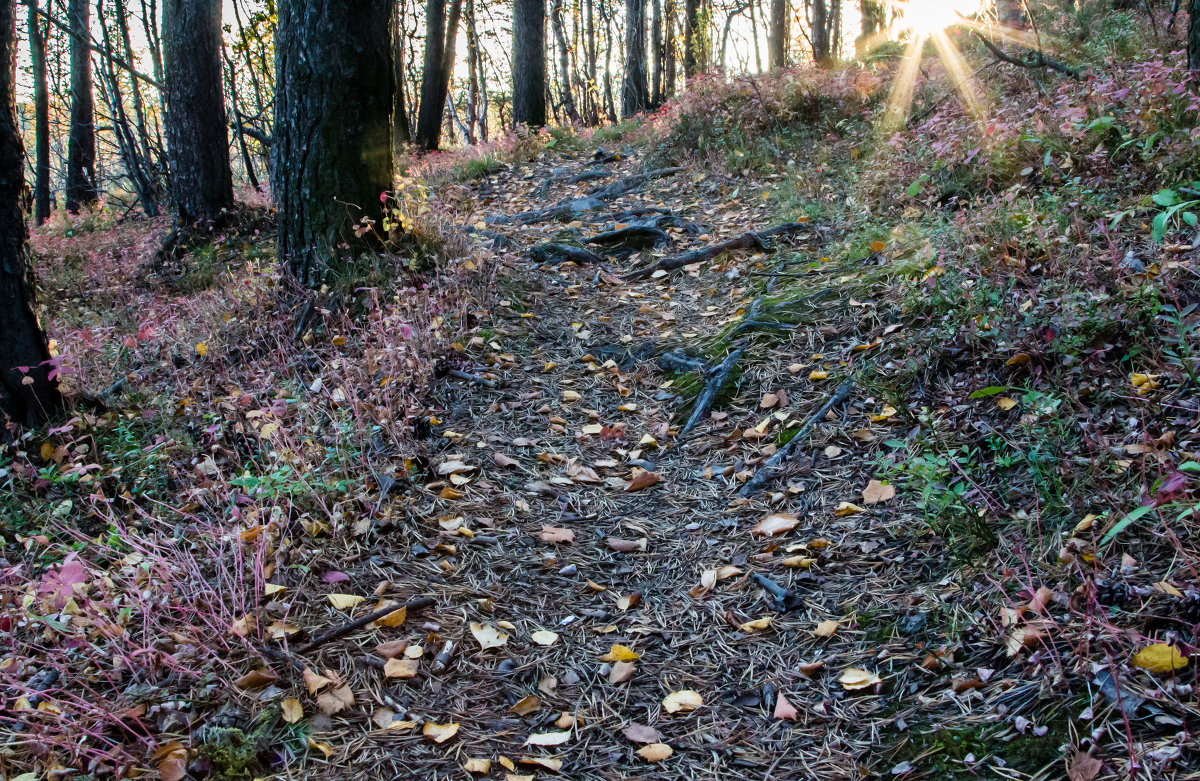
[318,145,978,780]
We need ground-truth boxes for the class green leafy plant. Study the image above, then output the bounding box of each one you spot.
[1149,182,1200,242]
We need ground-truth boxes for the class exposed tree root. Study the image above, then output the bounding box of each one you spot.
[738,382,853,497]
[623,221,816,281]
[678,345,743,438]
[529,242,605,265]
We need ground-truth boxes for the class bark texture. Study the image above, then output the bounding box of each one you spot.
[415,0,462,150]
[1190,0,1200,71]
[162,0,232,223]
[26,0,50,223]
[0,0,63,425]
[768,0,787,70]
[64,0,98,212]
[512,0,547,127]
[683,0,702,78]
[622,0,649,116]
[273,0,394,287]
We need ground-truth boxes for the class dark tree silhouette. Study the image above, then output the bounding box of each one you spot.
[64,0,98,212]
[683,0,702,78]
[1190,0,1200,71]
[415,0,462,150]
[274,0,394,287]
[623,0,650,115]
[512,0,547,127]
[0,0,63,425]
[768,0,787,69]
[26,0,50,224]
[162,0,233,224]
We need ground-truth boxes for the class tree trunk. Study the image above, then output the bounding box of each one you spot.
[551,0,580,123]
[622,0,649,116]
[585,0,599,122]
[512,0,547,127]
[811,0,830,64]
[0,0,63,426]
[274,0,394,287]
[162,0,232,223]
[392,0,411,150]
[1190,0,1200,71]
[650,0,662,104]
[65,0,98,212]
[26,0,50,224]
[465,0,480,143]
[768,0,786,69]
[749,0,762,72]
[664,0,676,97]
[415,0,462,150]
[683,0,701,77]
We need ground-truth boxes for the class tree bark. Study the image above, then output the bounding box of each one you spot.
[622,0,649,115]
[65,0,98,212]
[274,0,394,287]
[683,0,702,77]
[415,0,462,150]
[650,0,663,104]
[811,0,830,64]
[551,0,580,123]
[392,0,411,150]
[512,0,547,127]
[0,0,63,426]
[768,0,786,69]
[26,0,50,224]
[1189,0,1200,71]
[162,0,232,223]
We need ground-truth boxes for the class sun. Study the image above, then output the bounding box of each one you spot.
[900,0,985,36]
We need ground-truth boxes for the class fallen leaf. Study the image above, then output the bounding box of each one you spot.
[470,622,510,650]
[839,668,882,691]
[464,758,492,774]
[281,698,303,724]
[617,593,642,611]
[510,695,541,716]
[637,743,674,762]
[833,502,866,517]
[384,658,419,679]
[531,630,560,646]
[155,743,188,781]
[375,639,408,659]
[625,471,662,492]
[327,593,365,610]
[609,660,636,683]
[303,668,332,695]
[598,644,640,662]
[996,396,1017,410]
[814,619,839,638]
[739,616,773,633]
[316,685,355,715]
[662,689,703,713]
[608,537,646,553]
[371,604,406,628]
[861,480,895,504]
[752,512,799,536]
[623,723,661,743]
[539,525,575,544]
[423,722,460,743]
[525,730,572,746]
[1131,643,1188,674]
[233,667,277,690]
[773,692,798,720]
[520,756,564,771]
[1066,750,1102,781]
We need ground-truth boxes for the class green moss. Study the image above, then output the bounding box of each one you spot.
[885,713,1071,779]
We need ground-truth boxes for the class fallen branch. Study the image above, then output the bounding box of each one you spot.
[447,369,499,388]
[529,243,605,265]
[588,167,686,199]
[587,225,674,252]
[973,32,1084,80]
[678,346,743,438]
[624,222,815,281]
[738,382,852,497]
[297,595,436,654]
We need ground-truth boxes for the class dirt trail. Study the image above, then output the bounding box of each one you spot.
[307,145,992,780]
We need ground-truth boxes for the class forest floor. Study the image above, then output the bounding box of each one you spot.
[8,30,1200,781]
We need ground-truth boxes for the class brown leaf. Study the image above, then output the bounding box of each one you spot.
[422,722,460,743]
[861,479,895,504]
[609,660,636,683]
[233,667,277,690]
[752,512,798,536]
[607,537,646,553]
[625,470,662,492]
[281,698,303,724]
[636,743,673,762]
[303,667,333,695]
[1067,751,1102,781]
[623,723,661,743]
[509,695,541,716]
[773,692,799,720]
[154,743,188,781]
[384,658,419,679]
[375,639,408,659]
[494,452,519,468]
[316,684,355,715]
[539,525,575,544]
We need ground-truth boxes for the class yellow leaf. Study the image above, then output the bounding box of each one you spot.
[752,512,799,536]
[1131,643,1188,674]
[327,593,364,610]
[1006,353,1031,366]
[509,695,541,716]
[598,644,640,662]
[869,404,897,422]
[739,616,773,633]
[281,698,303,724]
[470,622,509,650]
[840,668,882,690]
[637,743,674,762]
[869,240,887,253]
[524,731,572,746]
[423,722,461,743]
[814,619,839,637]
[371,604,406,628]
[531,630,559,646]
[464,758,492,774]
[662,689,703,713]
[996,397,1017,410]
[384,658,419,679]
[834,501,866,517]
[808,370,829,380]
[195,341,208,357]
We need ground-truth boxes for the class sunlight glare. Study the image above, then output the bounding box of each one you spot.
[901,0,985,36]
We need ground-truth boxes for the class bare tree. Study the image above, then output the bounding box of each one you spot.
[65,0,99,212]
[623,0,650,115]
[513,0,547,127]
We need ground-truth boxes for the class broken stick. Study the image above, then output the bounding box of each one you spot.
[738,382,852,497]
[297,595,436,654]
